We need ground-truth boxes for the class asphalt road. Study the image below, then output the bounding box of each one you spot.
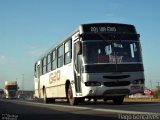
[0,99,160,120]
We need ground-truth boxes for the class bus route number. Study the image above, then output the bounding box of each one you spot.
[90,26,117,33]
[49,70,60,84]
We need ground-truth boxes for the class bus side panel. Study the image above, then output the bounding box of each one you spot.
[40,63,74,98]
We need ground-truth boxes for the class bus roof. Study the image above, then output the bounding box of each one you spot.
[35,23,136,62]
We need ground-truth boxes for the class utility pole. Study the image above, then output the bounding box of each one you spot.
[150,80,152,90]
[22,74,24,94]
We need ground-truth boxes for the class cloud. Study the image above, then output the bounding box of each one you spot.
[25,45,36,49]
[28,48,45,56]
[0,55,6,63]
[0,55,6,60]
[104,15,127,23]
[105,2,119,12]
[103,2,127,23]
[105,13,115,17]
[25,45,46,57]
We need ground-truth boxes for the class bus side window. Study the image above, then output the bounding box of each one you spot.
[52,50,57,70]
[47,54,51,72]
[43,57,47,74]
[57,45,64,68]
[34,63,37,78]
[64,40,72,64]
[41,59,43,75]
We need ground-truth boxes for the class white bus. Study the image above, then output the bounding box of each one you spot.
[34,23,145,105]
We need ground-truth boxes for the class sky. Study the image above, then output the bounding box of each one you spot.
[0,0,160,90]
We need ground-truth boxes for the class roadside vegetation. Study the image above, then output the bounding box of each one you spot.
[154,89,160,98]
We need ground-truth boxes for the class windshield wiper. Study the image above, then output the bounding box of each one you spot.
[96,33,120,72]
[97,33,110,42]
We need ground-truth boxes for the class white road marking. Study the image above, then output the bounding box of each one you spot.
[1,99,160,115]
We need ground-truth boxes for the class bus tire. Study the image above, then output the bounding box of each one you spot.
[93,98,97,102]
[67,85,78,105]
[78,97,85,103]
[103,98,107,102]
[49,98,55,103]
[113,96,124,105]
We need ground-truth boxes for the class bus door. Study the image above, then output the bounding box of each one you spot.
[73,41,82,94]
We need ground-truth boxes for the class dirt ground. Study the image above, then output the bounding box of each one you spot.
[124,98,160,102]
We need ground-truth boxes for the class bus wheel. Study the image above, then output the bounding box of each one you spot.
[78,97,85,103]
[113,96,124,105]
[103,98,107,102]
[93,98,97,102]
[48,98,55,103]
[67,85,78,105]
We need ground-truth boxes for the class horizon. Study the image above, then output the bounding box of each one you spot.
[0,0,160,90]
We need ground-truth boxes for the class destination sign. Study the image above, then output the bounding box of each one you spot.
[82,23,136,33]
[90,26,116,32]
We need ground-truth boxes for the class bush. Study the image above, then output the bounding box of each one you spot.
[154,89,160,98]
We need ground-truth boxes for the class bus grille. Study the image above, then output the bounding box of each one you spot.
[104,89,130,95]
[104,81,131,87]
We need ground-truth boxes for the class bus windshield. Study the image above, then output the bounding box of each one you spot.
[83,40,142,64]
[6,85,17,90]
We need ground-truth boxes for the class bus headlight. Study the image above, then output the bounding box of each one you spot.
[85,81,101,86]
[132,79,144,84]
